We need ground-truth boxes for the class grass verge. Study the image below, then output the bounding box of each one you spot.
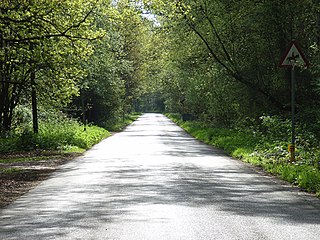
[166,113,320,197]
[0,113,141,164]
[0,121,110,154]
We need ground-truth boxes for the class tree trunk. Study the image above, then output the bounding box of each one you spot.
[31,67,38,134]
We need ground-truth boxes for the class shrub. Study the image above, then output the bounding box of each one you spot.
[0,110,110,153]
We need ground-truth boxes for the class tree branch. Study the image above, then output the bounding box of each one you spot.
[187,19,235,76]
[179,3,284,110]
[201,7,236,69]
[3,2,100,43]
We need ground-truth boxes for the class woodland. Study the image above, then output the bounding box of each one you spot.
[1,1,320,194]
[1,0,319,132]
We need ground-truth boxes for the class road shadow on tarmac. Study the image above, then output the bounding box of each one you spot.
[1,114,320,239]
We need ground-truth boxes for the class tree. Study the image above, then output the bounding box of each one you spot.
[70,0,157,125]
[143,0,320,126]
[0,0,104,133]
[114,0,151,114]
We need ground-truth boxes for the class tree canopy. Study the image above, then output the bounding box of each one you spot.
[142,0,320,126]
[1,0,320,133]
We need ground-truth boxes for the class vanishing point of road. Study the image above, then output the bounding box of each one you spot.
[0,113,320,240]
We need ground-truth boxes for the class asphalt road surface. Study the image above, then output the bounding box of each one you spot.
[1,113,320,240]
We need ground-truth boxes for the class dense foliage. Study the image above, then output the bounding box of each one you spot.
[1,0,320,194]
[0,0,151,153]
[0,109,110,153]
[0,0,103,132]
[144,0,320,127]
[0,0,152,135]
[147,0,320,196]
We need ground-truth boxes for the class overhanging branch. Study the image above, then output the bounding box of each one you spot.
[3,2,100,44]
[178,3,284,110]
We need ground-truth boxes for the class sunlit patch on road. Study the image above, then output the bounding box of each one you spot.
[0,114,320,240]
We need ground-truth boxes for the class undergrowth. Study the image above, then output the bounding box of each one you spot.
[105,113,141,132]
[0,167,25,175]
[166,113,320,197]
[0,114,110,153]
[0,112,141,154]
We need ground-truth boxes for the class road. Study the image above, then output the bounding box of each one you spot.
[0,113,320,240]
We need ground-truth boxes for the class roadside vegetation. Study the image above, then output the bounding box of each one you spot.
[106,113,142,132]
[167,113,320,197]
[0,110,140,155]
[1,0,320,202]
[1,1,146,156]
[0,110,109,154]
[0,108,140,208]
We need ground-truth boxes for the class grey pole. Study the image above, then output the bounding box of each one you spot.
[290,64,296,161]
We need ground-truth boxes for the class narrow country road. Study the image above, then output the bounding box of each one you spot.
[0,113,319,240]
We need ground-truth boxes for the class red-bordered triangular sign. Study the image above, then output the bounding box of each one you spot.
[279,41,309,67]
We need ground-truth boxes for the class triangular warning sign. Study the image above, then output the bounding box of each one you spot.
[279,41,309,67]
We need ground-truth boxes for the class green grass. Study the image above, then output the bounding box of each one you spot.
[0,113,141,155]
[106,113,141,132]
[62,146,86,154]
[0,113,141,179]
[0,119,110,154]
[0,167,25,175]
[35,120,111,151]
[0,156,51,164]
[166,113,320,197]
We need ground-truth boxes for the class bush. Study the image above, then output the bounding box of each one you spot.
[0,110,110,153]
[36,118,110,151]
[11,105,33,134]
[104,113,141,132]
[0,137,19,153]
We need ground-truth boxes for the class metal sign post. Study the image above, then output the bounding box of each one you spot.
[279,41,309,162]
[290,64,296,162]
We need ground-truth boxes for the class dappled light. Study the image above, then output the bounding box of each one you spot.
[1,114,319,239]
[1,0,320,238]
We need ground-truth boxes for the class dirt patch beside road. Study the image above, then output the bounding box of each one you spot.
[0,151,82,208]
